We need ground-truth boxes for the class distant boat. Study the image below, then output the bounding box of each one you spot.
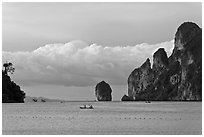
[145,101,151,103]
[80,104,94,109]
[145,96,151,103]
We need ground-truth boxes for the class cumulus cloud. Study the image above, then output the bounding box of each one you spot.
[2,40,174,87]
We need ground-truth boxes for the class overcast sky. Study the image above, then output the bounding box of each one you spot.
[2,2,202,101]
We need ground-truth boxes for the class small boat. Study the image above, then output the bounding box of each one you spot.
[80,105,94,109]
[145,101,151,103]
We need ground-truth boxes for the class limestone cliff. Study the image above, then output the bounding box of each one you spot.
[95,81,112,101]
[124,22,202,101]
[121,94,132,101]
[127,58,154,100]
[152,48,169,74]
[172,22,202,100]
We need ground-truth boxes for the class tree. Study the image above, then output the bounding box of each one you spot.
[2,62,26,103]
[3,62,15,75]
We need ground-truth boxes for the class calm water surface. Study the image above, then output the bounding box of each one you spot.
[2,101,202,135]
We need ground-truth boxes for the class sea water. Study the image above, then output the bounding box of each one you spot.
[2,101,202,135]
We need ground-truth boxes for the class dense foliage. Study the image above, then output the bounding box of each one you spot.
[2,62,26,103]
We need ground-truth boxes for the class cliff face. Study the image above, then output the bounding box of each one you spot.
[2,71,26,103]
[95,81,112,101]
[128,58,154,100]
[124,22,202,101]
[152,48,169,74]
[172,22,202,100]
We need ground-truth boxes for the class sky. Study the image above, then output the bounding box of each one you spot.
[2,2,202,101]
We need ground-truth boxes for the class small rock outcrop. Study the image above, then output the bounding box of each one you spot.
[121,94,132,101]
[124,22,202,101]
[95,81,112,101]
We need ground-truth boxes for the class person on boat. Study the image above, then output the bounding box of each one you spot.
[90,105,93,109]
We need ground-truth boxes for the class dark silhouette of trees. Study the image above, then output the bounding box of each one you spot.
[3,62,15,75]
[2,62,26,103]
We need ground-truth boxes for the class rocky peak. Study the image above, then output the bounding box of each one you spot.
[141,58,151,70]
[127,58,154,99]
[95,81,112,101]
[124,22,202,101]
[174,22,201,53]
[173,22,202,100]
[153,48,168,73]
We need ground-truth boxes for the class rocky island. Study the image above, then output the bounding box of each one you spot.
[122,22,202,101]
[95,81,112,101]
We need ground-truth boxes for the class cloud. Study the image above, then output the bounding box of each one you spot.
[2,40,174,87]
